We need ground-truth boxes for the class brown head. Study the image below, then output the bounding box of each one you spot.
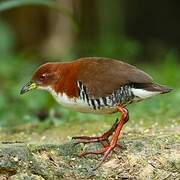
[20,63,60,95]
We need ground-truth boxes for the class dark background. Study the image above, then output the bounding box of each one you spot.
[1,0,180,61]
[0,0,179,127]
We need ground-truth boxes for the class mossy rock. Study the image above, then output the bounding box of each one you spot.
[0,124,179,179]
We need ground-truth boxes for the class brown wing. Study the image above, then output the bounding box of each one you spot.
[75,57,153,98]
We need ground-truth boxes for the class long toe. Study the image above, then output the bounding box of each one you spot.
[79,146,109,157]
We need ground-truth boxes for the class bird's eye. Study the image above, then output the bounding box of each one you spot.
[40,74,47,81]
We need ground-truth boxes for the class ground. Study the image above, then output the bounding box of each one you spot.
[0,119,179,180]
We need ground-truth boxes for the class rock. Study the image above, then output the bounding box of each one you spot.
[10,173,44,180]
[0,125,179,179]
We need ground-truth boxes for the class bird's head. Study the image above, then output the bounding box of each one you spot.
[20,63,59,95]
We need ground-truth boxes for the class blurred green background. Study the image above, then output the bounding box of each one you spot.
[0,0,179,128]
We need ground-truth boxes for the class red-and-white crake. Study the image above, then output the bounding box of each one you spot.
[20,57,172,169]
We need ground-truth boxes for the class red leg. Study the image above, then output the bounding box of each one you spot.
[76,106,129,170]
[72,118,119,145]
[94,107,129,170]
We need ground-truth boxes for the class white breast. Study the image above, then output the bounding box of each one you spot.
[38,86,116,114]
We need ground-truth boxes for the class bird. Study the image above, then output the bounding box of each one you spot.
[20,57,172,169]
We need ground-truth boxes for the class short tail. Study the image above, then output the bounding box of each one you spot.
[143,83,173,94]
[131,83,172,100]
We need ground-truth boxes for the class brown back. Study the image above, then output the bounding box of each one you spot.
[75,57,153,98]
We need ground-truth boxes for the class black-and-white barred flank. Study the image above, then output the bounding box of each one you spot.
[77,81,135,110]
[77,81,90,105]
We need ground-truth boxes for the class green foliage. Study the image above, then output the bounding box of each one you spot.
[0,20,15,57]
[78,37,142,62]
[0,3,179,127]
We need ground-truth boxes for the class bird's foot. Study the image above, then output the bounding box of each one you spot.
[79,143,117,170]
[72,118,119,146]
[73,107,129,170]
[72,119,123,170]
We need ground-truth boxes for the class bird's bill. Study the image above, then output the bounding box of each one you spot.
[20,81,37,95]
